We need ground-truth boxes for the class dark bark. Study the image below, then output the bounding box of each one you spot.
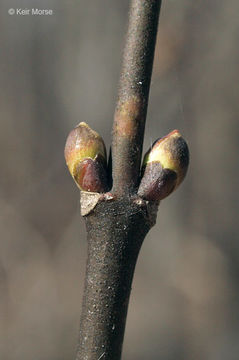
[76,197,158,360]
[112,0,162,195]
[75,1,162,359]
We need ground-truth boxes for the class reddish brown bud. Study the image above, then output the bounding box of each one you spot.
[138,130,189,201]
[74,157,108,193]
[64,122,108,192]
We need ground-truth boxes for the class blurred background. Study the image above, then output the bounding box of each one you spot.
[0,0,238,359]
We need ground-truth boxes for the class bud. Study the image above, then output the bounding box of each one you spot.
[138,130,189,201]
[64,122,108,192]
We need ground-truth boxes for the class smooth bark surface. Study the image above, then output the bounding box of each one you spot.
[76,1,162,359]
[76,198,158,360]
[112,0,162,195]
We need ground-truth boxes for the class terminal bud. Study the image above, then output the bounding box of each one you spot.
[64,122,108,192]
[138,130,189,201]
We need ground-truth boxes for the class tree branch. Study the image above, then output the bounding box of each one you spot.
[112,0,162,195]
[72,1,163,359]
[76,199,157,360]
[64,0,189,357]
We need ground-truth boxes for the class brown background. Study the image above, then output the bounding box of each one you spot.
[0,0,239,359]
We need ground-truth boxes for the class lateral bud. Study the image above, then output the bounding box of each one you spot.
[138,130,189,201]
[64,122,108,192]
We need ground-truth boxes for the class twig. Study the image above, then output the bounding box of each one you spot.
[74,1,162,359]
[112,0,162,195]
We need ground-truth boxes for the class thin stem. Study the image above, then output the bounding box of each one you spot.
[76,199,155,360]
[112,0,162,195]
[75,1,162,359]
